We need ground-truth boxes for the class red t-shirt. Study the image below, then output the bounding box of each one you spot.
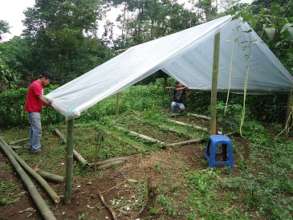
[25,80,44,112]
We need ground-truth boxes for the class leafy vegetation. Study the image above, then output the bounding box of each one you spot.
[0,0,292,219]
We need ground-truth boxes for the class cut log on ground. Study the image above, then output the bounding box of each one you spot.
[167,119,208,132]
[36,169,64,183]
[5,143,60,204]
[187,113,211,120]
[0,137,56,220]
[9,137,29,145]
[115,126,165,146]
[97,191,117,220]
[166,138,205,147]
[53,128,88,166]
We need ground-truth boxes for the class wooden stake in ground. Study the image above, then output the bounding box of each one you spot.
[64,119,74,204]
[210,32,221,135]
[0,137,56,220]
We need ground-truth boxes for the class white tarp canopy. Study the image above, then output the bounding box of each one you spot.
[47,15,293,118]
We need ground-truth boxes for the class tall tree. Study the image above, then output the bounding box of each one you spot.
[105,0,201,49]
[23,0,111,83]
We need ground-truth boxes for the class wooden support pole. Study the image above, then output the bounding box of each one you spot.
[285,89,293,134]
[115,93,120,116]
[64,119,74,204]
[210,32,221,135]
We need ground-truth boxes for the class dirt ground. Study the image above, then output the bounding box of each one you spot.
[0,142,211,220]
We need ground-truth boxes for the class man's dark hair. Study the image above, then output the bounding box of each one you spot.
[39,72,50,79]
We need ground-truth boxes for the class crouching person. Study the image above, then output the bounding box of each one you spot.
[25,73,51,153]
[171,81,186,113]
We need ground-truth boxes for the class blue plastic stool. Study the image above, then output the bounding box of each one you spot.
[204,135,234,168]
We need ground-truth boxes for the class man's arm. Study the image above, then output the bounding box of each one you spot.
[39,95,51,106]
[176,86,186,91]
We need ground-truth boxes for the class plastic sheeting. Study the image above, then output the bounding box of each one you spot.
[46,15,293,118]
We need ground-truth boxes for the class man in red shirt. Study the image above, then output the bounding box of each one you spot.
[25,73,51,153]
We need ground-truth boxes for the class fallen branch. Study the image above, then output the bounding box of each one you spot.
[166,138,205,147]
[9,138,29,146]
[0,137,56,220]
[187,113,211,120]
[167,119,208,132]
[97,191,117,220]
[36,169,64,183]
[115,126,165,146]
[53,128,88,166]
[5,144,60,204]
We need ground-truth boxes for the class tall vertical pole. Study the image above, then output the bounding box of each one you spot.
[286,89,293,135]
[210,32,221,135]
[116,93,120,116]
[64,118,74,203]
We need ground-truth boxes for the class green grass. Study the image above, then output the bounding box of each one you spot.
[0,181,19,206]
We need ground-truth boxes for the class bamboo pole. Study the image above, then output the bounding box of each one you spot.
[97,127,145,152]
[285,89,293,135]
[167,119,208,132]
[54,128,88,166]
[115,126,165,145]
[64,119,74,204]
[0,138,56,220]
[187,113,211,121]
[165,138,205,147]
[9,137,29,145]
[73,150,88,166]
[37,169,64,183]
[115,93,120,116]
[210,32,221,135]
[7,147,60,203]
[53,128,66,144]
